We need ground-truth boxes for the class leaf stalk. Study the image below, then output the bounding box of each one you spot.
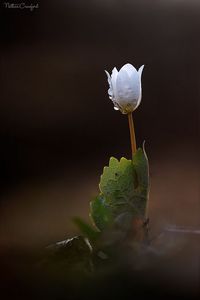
[128,113,137,156]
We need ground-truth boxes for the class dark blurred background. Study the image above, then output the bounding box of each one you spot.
[0,0,199,296]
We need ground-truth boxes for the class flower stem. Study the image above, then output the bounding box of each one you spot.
[128,113,137,156]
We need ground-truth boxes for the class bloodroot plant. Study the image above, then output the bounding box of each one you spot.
[46,63,151,274]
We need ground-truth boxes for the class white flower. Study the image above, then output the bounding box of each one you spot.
[105,63,144,114]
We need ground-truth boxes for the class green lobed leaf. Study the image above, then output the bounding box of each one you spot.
[91,147,149,230]
[99,156,138,216]
[90,194,113,231]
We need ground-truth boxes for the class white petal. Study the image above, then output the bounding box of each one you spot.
[138,65,144,80]
[105,70,113,97]
[129,69,141,100]
[116,69,136,103]
[105,70,111,85]
[108,88,113,97]
[120,63,137,77]
[111,67,118,98]
[134,65,144,109]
